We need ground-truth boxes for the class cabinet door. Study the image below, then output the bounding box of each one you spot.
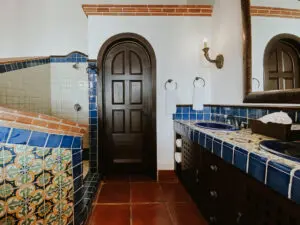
[181,138,197,195]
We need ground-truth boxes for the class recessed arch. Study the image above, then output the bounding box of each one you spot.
[96,33,157,179]
[263,33,300,91]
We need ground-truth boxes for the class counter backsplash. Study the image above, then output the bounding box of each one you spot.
[173,105,300,126]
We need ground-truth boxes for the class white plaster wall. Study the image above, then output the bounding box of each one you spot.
[0,0,214,58]
[88,16,212,169]
[210,0,244,104]
[50,63,89,125]
[0,65,51,114]
[251,17,300,92]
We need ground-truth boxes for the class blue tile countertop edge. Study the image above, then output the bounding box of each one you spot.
[0,126,82,149]
[174,120,300,205]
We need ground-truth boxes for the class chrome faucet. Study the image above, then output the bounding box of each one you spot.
[224,115,241,129]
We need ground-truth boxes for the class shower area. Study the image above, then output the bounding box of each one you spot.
[0,53,91,179]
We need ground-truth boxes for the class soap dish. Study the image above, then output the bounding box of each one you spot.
[249,119,292,141]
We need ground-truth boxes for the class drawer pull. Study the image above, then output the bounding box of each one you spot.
[209,216,217,223]
[236,212,243,224]
[210,191,218,198]
[210,165,218,172]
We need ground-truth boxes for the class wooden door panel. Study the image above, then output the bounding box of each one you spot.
[130,109,143,133]
[112,51,125,75]
[112,110,125,133]
[129,50,143,75]
[112,81,125,104]
[104,41,152,172]
[129,81,143,104]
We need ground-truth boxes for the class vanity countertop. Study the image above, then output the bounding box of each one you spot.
[175,120,300,170]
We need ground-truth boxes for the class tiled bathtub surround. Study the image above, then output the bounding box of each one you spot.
[173,105,300,125]
[0,52,88,74]
[174,120,300,204]
[0,107,88,225]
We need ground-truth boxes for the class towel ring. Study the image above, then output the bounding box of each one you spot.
[252,78,260,89]
[164,79,178,90]
[193,77,206,87]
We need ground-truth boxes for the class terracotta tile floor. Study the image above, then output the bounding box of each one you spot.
[87,174,208,225]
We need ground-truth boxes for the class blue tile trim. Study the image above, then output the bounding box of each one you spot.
[46,134,63,148]
[7,128,31,145]
[172,105,300,125]
[291,170,300,204]
[0,127,11,143]
[267,161,292,197]
[233,147,248,172]
[0,58,50,74]
[213,138,222,158]
[222,142,234,164]
[28,131,48,147]
[248,153,267,183]
[0,52,87,74]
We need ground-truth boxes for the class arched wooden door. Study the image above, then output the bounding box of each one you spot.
[264,41,300,91]
[101,39,155,177]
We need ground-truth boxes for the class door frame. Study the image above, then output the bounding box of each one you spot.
[97,33,157,179]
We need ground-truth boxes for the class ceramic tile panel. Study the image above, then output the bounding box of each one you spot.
[213,138,222,158]
[0,123,85,224]
[222,142,234,164]
[291,170,300,204]
[266,161,292,197]
[233,147,248,172]
[248,153,267,183]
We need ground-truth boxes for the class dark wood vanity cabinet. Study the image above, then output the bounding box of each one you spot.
[179,136,300,225]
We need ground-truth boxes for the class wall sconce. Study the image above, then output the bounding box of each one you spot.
[202,39,224,69]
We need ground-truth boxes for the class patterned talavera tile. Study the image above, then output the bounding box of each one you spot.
[4,146,44,188]
[44,148,72,174]
[6,184,44,220]
[0,142,75,224]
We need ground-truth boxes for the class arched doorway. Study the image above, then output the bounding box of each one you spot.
[264,34,300,91]
[97,33,157,179]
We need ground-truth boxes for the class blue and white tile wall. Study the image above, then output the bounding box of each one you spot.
[173,105,300,125]
[174,121,300,205]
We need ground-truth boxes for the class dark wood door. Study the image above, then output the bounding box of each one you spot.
[103,41,153,174]
[264,41,299,91]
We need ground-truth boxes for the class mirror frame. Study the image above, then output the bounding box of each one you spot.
[242,0,300,104]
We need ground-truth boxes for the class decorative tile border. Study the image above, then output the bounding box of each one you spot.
[0,57,50,73]
[174,120,300,204]
[251,6,300,19]
[173,105,300,125]
[0,52,88,74]
[0,106,88,137]
[82,4,213,16]
[87,61,99,174]
[50,52,88,63]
